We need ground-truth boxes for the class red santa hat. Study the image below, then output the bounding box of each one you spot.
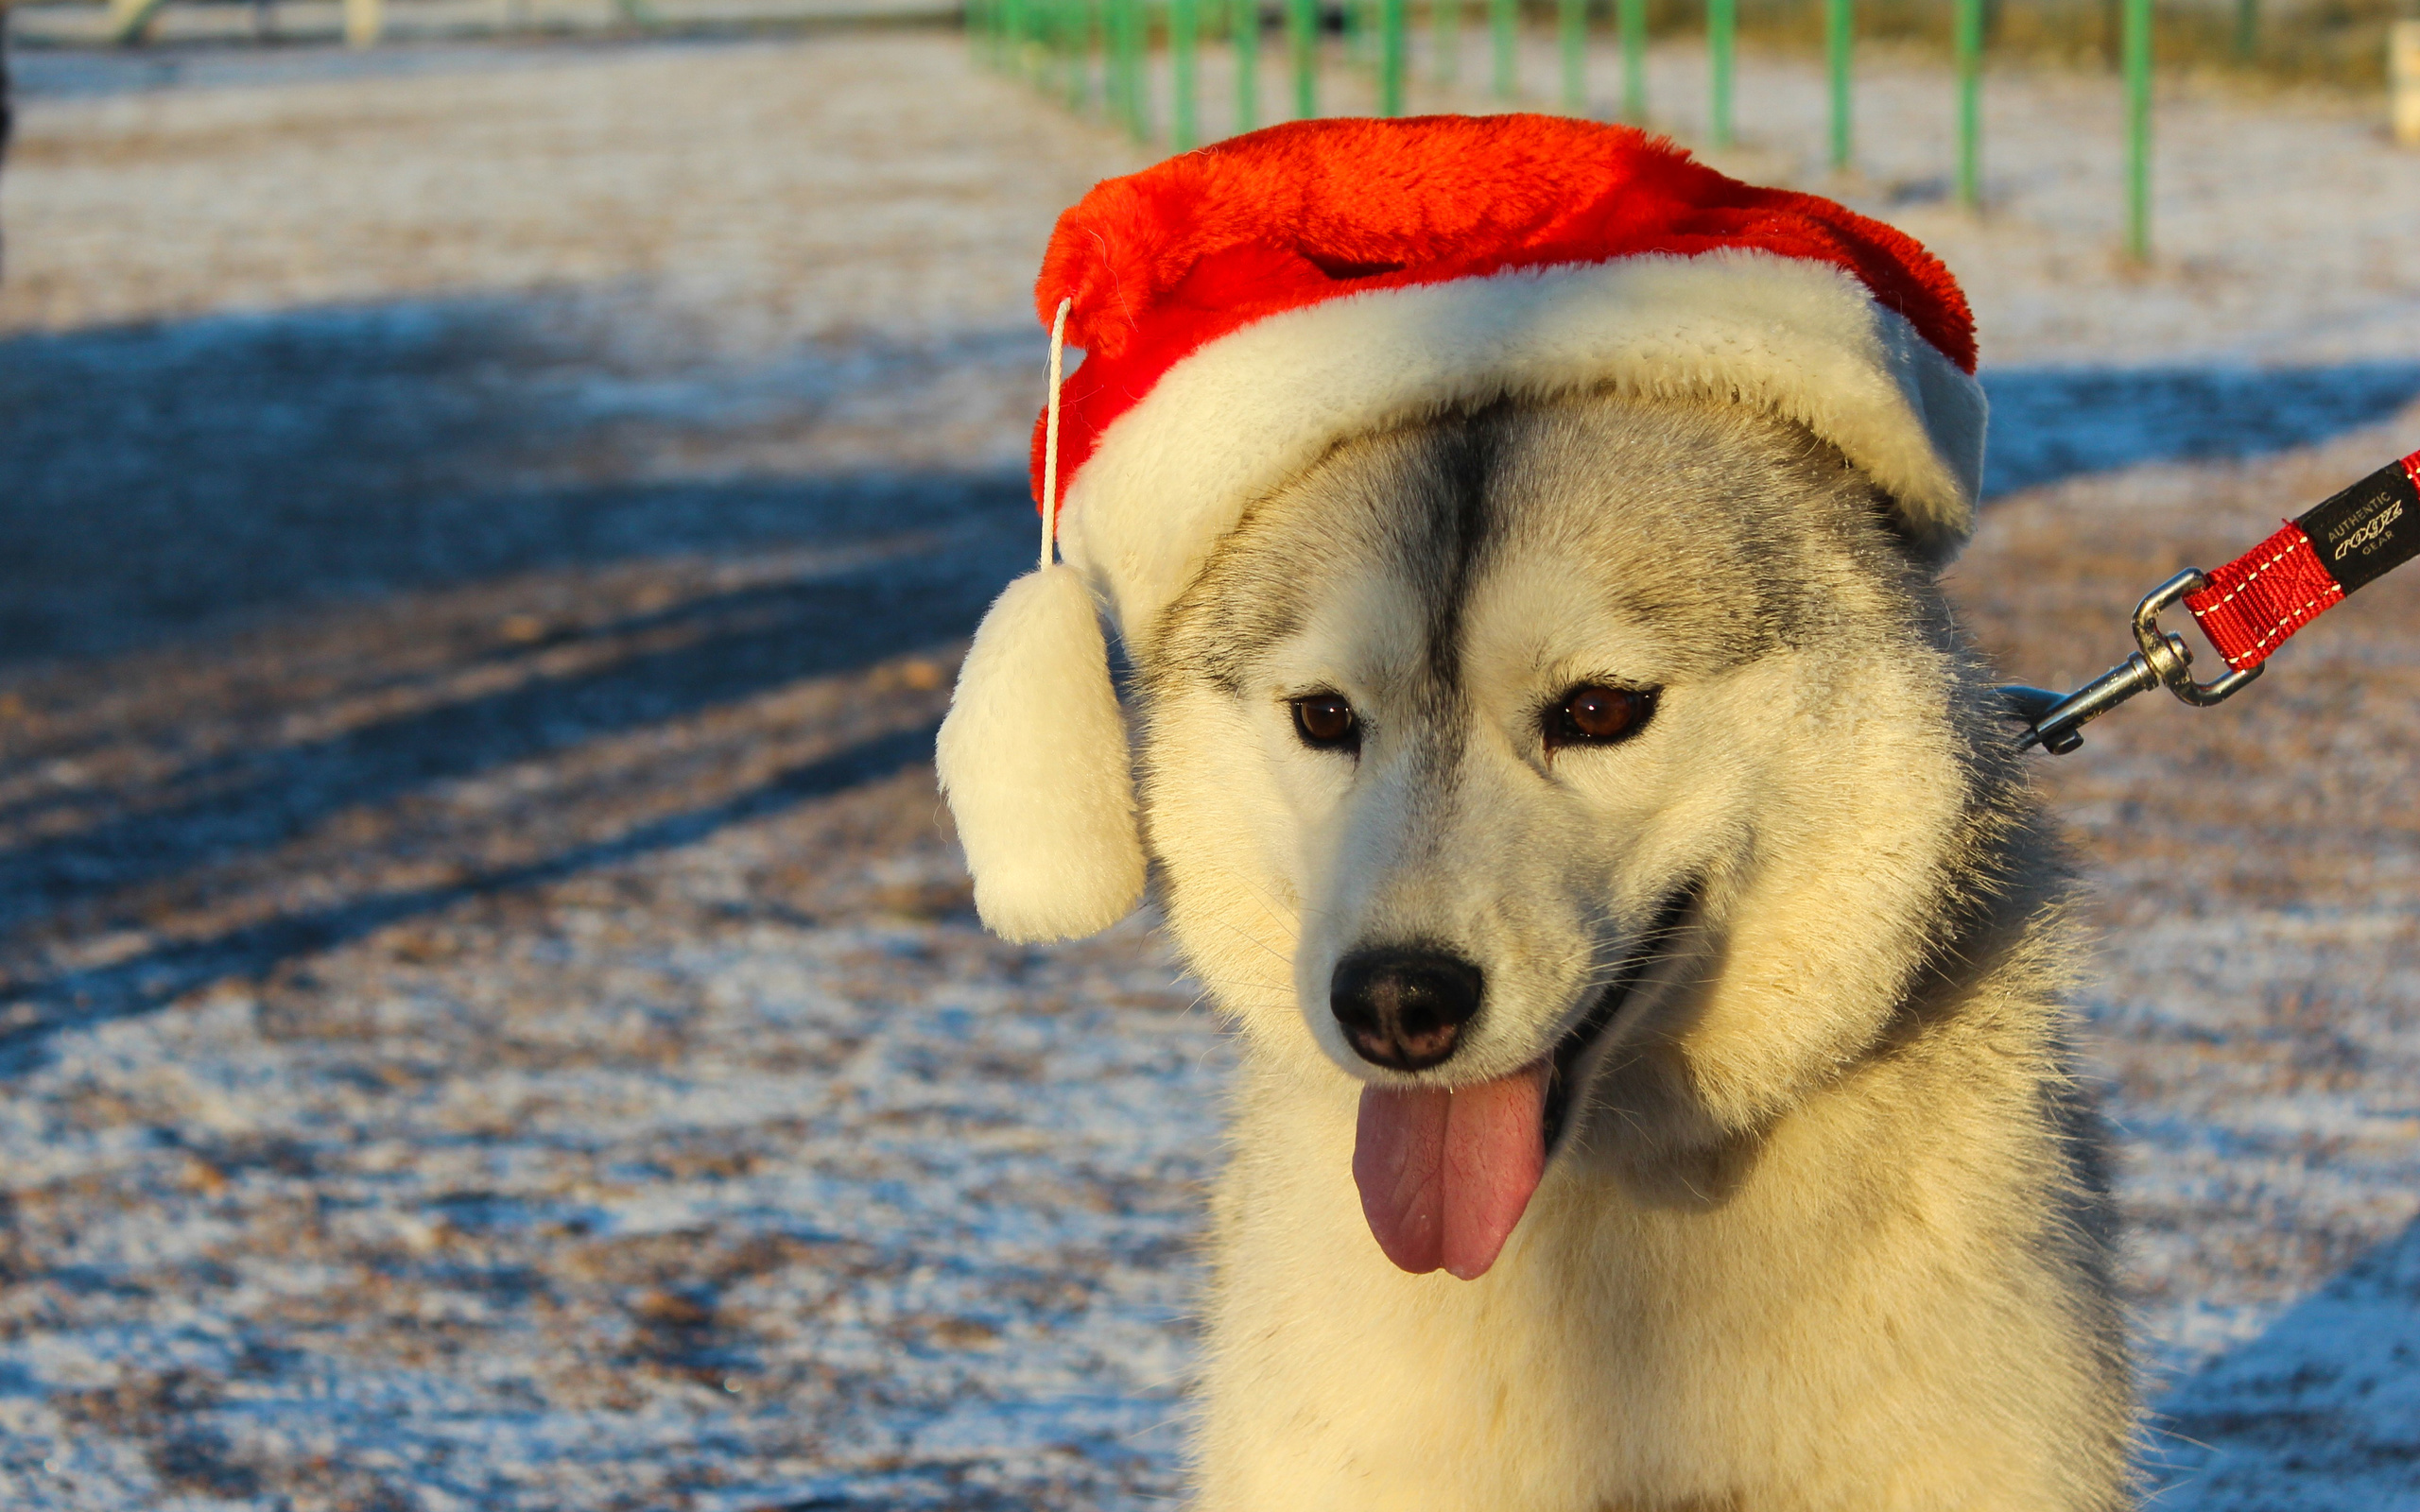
[938,113,1987,943]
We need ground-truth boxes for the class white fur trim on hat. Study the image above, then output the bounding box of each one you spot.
[1059,249,1987,650]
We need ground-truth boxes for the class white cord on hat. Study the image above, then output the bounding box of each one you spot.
[1041,296,1073,571]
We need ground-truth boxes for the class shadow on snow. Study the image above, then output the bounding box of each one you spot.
[2146,1213,2420,1509]
[1979,363,2420,500]
[0,293,1036,1059]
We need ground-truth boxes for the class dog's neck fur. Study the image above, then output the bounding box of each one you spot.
[1127,394,2135,1511]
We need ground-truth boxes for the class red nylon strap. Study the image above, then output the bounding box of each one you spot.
[2183,523,2345,672]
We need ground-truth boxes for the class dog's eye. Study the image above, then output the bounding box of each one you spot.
[1291,693,1359,751]
[1547,684,1655,748]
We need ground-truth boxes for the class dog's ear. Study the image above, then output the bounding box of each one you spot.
[936,563,1147,943]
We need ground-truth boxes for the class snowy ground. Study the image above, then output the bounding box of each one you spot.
[0,28,2416,1510]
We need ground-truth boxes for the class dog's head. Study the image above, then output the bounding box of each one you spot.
[1132,393,2029,1275]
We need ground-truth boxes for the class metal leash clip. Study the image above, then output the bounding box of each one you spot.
[1999,570,2263,754]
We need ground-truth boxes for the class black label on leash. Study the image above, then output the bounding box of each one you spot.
[2297,455,2420,595]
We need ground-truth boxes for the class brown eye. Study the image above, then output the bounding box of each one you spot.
[1548,684,1655,749]
[1291,693,1359,751]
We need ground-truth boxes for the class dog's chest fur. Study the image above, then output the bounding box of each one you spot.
[1130,395,2135,1510]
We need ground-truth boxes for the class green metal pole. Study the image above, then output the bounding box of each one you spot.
[1069,0,1089,107]
[1617,0,1645,122]
[1113,0,1132,117]
[1137,0,1156,139]
[1289,0,1318,115]
[2123,0,2150,260]
[1560,0,1584,112]
[1434,0,1459,83]
[1120,0,1152,140]
[1174,0,1200,146]
[1955,0,1982,207]
[2230,0,2255,60]
[1236,0,1260,129]
[1381,0,1409,111]
[1491,0,1515,97]
[1089,0,1108,110]
[1825,0,1850,172]
[1708,0,1734,147]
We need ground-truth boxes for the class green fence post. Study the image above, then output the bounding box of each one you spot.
[1708,0,1734,147]
[1491,0,1516,97]
[1055,0,1074,104]
[1955,0,1982,206]
[2123,0,2150,259]
[1617,0,1645,121]
[1825,0,1850,171]
[1560,0,1585,112]
[1117,0,1152,139]
[1381,0,1409,111]
[1075,0,1098,110]
[1286,0,1306,115]
[1174,0,1200,146]
[1236,0,1260,129]
[1435,0,1459,83]
[2231,0,2255,60]
[1288,0,1318,114]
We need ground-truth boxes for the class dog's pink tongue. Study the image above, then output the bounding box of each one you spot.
[1352,1066,1547,1280]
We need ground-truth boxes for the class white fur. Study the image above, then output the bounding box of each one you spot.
[936,563,1147,942]
[1061,250,1987,650]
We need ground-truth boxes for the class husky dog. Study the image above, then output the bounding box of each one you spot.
[1127,392,2135,1509]
[933,115,2138,1509]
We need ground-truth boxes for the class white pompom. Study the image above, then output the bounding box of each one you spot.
[936,563,1147,943]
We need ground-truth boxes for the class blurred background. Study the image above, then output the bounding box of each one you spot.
[0,1,2415,1506]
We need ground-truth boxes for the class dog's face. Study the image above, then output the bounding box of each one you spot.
[1137,395,2003,1193]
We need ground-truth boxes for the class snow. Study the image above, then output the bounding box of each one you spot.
[0,26,2415,1508]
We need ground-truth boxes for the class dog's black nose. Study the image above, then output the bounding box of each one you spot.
[1330,949,1484,1071]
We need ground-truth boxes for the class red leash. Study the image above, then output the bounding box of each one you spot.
[2007,447,2420,753]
